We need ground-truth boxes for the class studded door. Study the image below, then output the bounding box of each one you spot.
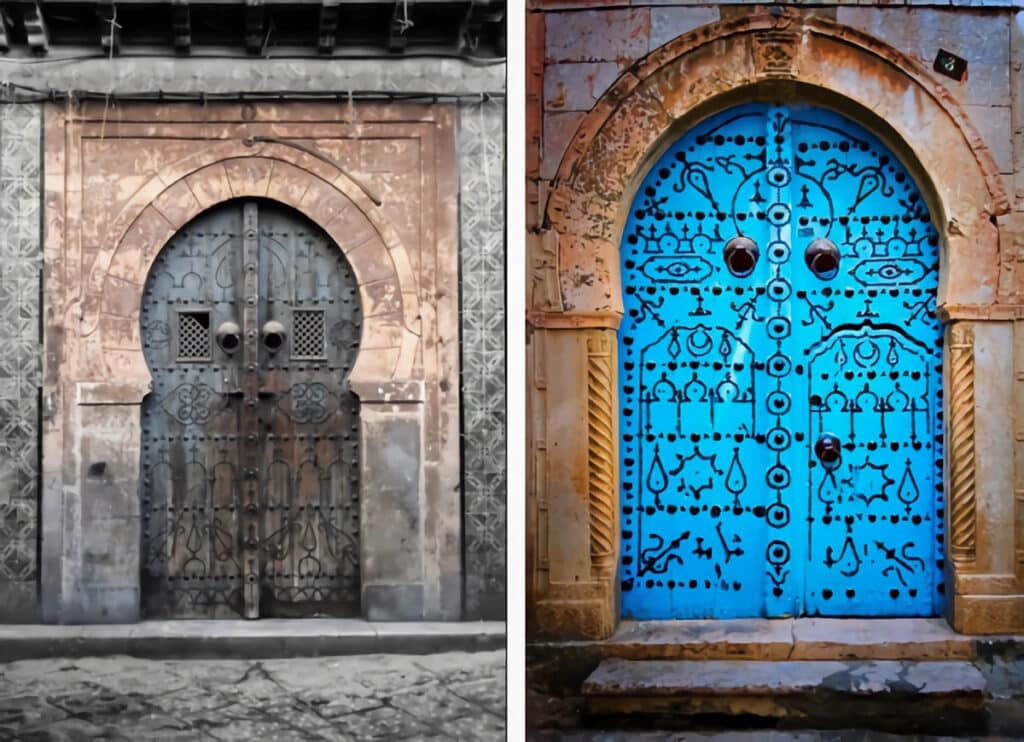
[141,200,362,619]
[619,103,944,619]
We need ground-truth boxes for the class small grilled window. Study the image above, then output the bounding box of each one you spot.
[292,309,326,359]
[177,311,212,361]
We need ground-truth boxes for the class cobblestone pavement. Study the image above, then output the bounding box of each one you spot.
[0,650,505,741]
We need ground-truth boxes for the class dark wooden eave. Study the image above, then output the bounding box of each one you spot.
[0,0,505,58]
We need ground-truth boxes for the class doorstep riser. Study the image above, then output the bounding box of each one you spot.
[588,692,986,717]
[584,704,989,737]
[582,658,989,734]
[582,643,969,662]
[0,633,504,661]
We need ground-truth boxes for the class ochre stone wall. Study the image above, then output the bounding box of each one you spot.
[527,3,1024,638]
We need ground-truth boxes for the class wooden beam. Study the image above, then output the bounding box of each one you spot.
[244,0,264,55]
[171,0,190,53]
[317,0,339,54]
[388,0,411,53]
[21,1,48,55]
[459,0,500,54]
[0,9,10,53]
[96,2,120,55]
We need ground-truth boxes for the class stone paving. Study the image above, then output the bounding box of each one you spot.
[534,732,1021,741]
[0,650,505,741]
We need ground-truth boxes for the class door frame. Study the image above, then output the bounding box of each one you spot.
[527,10,1018,638]
[41,101,461,623]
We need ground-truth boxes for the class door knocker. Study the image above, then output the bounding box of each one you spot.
[724,236,759,278]
[805,238,841,280]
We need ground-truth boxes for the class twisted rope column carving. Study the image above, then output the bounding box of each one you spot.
[586,333,616,577]
[948,322,977,565]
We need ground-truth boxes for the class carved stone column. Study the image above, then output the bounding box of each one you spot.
[528,326,619,639]
[948,323,977,567]
[945,316,1024,633]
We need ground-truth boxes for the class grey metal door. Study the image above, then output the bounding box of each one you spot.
[140,200,362,619]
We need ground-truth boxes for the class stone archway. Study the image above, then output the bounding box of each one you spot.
[527,10,1019,638]
[42,102,460,624]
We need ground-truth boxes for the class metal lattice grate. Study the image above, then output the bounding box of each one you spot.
[177,311,211,361]
[292,309,326,359]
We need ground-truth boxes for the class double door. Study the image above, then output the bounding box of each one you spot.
[140,200,362,619]
[618,103,944,618]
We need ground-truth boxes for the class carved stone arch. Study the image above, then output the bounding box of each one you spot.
[528,9,1017,639]
[536,10,1009,326]
[81,154,421,394]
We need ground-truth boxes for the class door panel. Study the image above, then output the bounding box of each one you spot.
[788,107,943,615]
[618,103,943,619]
[256,207,361,617]
[141,200,361,619]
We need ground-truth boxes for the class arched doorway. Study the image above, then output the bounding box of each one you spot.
[618,102,944,619]
[139,199,362,619]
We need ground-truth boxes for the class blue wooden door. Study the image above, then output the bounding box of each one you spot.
[618,103,944,618]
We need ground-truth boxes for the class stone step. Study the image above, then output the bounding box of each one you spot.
[582,658,988,734]
[0,619,505,661]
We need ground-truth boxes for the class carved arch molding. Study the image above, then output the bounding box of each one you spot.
[527,10,1024,638]
[42,101,461,623]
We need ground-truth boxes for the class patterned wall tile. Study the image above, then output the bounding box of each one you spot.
[0,104,41,620]
[458,100,506,619]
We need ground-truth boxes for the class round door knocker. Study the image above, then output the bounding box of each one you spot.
[805,238,841,280]
[261,320,286,353]
[814,432,843,469]
[723,236,759,278]
[216,321,242,354]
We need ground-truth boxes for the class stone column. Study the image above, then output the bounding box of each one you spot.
[527,325,620,639]
[945,316,1024,633]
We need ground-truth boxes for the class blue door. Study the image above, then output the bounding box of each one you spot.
[618,103,944,618]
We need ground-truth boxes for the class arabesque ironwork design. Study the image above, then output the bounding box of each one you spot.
[141,200,362,619]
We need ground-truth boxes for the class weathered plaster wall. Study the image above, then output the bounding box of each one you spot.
[42,101,464,624]
[526,1,1024,637]
[458,99,507,620]
[0,54,506,622]
[0,103,41,622]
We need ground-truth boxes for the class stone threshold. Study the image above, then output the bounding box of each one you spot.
[0,619,505,661]
[582,658,988,734]
[531,618,1024,661]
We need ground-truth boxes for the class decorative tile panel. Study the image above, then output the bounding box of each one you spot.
[0,103,41,620]
[458,100,506,619]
